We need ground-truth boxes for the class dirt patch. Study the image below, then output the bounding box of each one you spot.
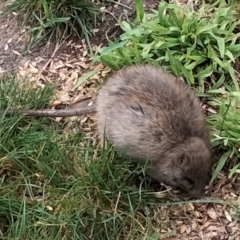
[0,13,57,74]
[93,0,159,45]
[0,13,28,72]
[0,0,159,74]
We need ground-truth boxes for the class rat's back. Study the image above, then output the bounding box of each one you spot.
[96,65,208,162]
[96,65,212,196]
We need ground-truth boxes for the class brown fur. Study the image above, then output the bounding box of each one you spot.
[96,65,212,197]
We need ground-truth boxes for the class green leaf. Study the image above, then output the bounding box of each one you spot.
[215,37,225,59]
[121,21,133,31]
[196,24,218,35]
[207,44,226,69]
[139,43,153,58]
[197,65,213,79]
[226,44,240,57]
[51,17,70,23]
[210,74,225,90]
[100,41,128,55]
[223,61,239,91]
[210,150,231,184]
[224,49,235,62]
[135,0,144,23]
[40,0,49,17]
[229,163,240,178]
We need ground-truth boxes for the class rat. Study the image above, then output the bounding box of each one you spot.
[1,65,212,197]
[96,65,212,197]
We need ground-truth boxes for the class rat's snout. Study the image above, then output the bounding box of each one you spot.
[178,184,206,199]
[187,185,206,199]
[178,187,202,199]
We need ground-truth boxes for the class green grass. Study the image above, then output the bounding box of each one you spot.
[0,79,167,239]
[1,0,100,54]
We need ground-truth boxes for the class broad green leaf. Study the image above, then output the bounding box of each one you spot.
[226,44,240,57]
[223,138,229,146]
[196,24,218,35]
[100,41,127,55]
[158,2,168,25]
[225,49,235,62]
[40,0,49,17]
[216,6,232,18]
[215,37,225,58]
[169,26,181,33]
[135,0,144,23]
[185,55,206,61]
[139,43,153,58]
[230,92,240,97]
[210,150,231,184]
[167,50,181,77]
[207,44,226,69]
[229,163,240,178]
[121,27,148,40]
[197,65,213,91]
[155,41,165,49]
[197,65,213,79]
[167,8,182,27]
[154,41,180,49]
[224,61,239,91]
[142,23,170,33]
[227,21,239,33]
[219,21,229,31]
[228,131,240,138]
[121,21,132,31]
[210,74,225,90]
[184,60,200,70]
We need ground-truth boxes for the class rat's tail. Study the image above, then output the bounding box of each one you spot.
[0,105,96,117]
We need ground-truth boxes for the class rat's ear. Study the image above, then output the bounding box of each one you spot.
[174,153,190,169]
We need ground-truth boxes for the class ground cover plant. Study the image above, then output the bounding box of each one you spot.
[0,0,240,239]
[207,90,240,183]
[93,0,240,92]
[1,0,100,53]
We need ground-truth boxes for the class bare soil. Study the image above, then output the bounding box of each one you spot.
[0,0,158,74]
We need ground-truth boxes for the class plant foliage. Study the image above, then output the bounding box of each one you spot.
[93,0,240,92]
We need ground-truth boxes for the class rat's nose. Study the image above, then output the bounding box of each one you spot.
[187,187,205,199]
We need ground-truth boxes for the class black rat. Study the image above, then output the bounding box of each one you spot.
[1,65,212,197]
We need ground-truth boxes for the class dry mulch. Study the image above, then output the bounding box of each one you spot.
[0,0,240,239]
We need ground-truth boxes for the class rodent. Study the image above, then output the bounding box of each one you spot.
[1,65,212,197]
[96,65,212,197]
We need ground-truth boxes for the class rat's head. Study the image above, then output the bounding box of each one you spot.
[149,137,212,197]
